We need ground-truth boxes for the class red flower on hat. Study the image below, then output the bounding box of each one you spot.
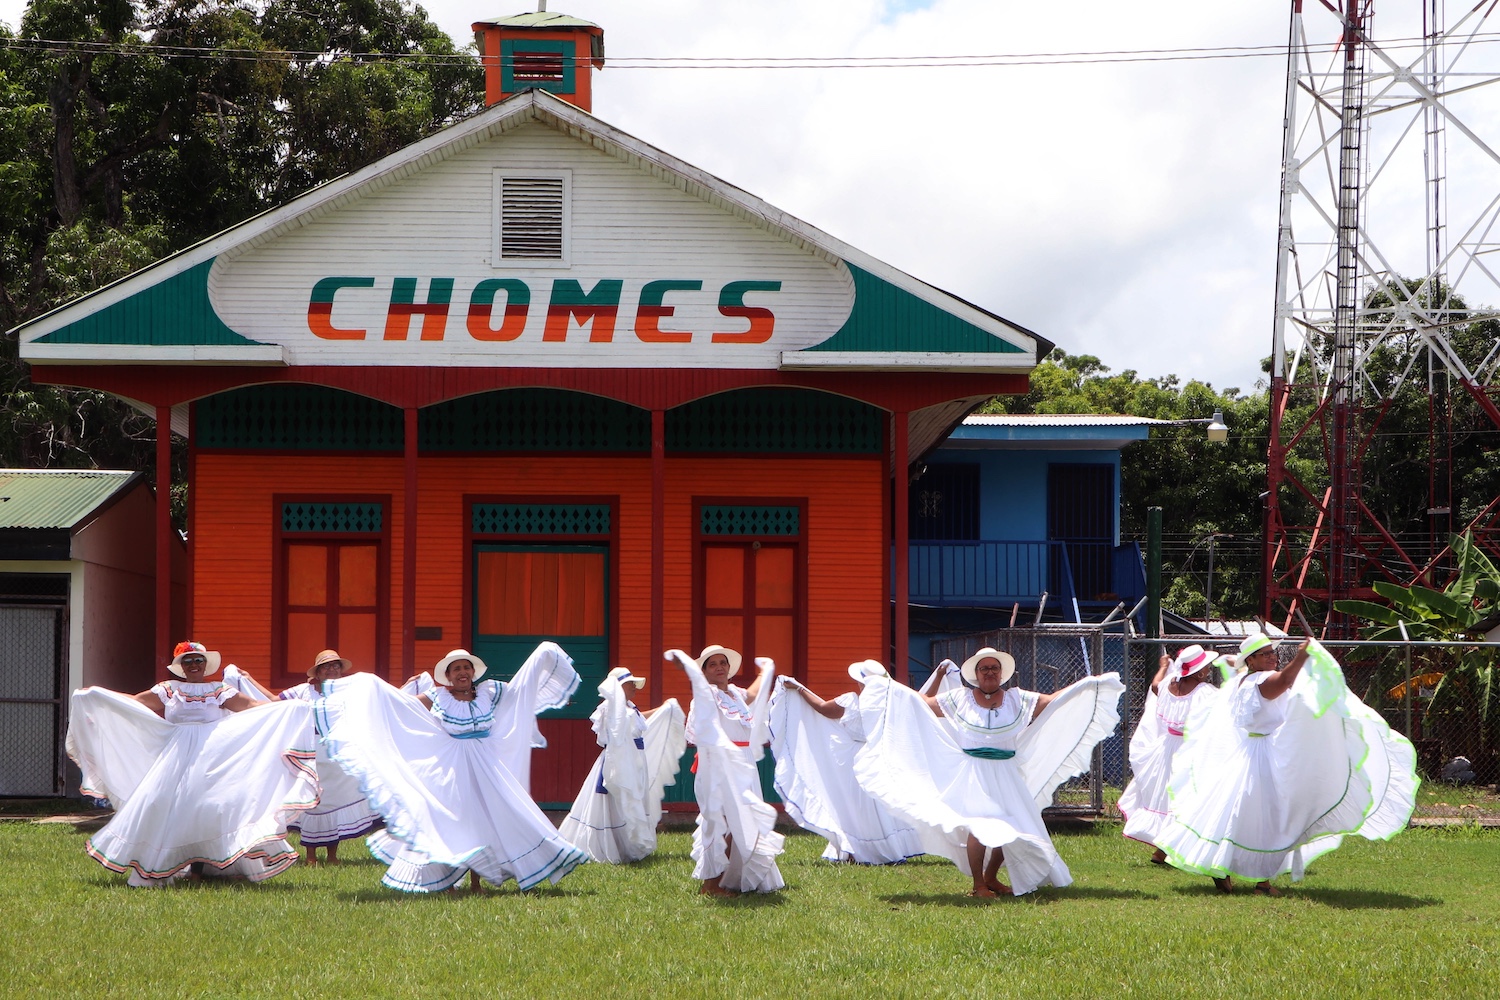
[173,641,207,658]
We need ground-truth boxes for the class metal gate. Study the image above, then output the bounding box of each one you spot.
[0,574,69,797]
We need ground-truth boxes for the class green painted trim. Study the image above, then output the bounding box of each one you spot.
[804,261,1025,355]
[281,502,384,534]
[500,38,576,94]
[34,258,265,347]
[472,503,611,536]
[700,505,800,536]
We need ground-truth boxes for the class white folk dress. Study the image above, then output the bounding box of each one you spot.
[853,673,1124,895]
[401,643,580,794]
[277,681,383,847]
[66,681,318,887]
[318,668,588,892]
[558,676,687,864]
[768,680,923,864]
[1117,680,1219,845]
[672,651,784,892]
[1155,641,1419,882]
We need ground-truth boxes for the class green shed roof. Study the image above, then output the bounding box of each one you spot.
[0,470,138,529]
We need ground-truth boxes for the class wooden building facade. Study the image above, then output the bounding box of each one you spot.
[14,13,1049,804]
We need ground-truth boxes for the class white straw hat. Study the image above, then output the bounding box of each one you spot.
[434,649,488,685]
[960,647,1015,687]
[608,666,645,689]
[696,644,743,679]
[1168,644,1219,681]
[168,640,222,678]
[847,659,888,683]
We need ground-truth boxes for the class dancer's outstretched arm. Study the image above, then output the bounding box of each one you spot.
[782,678,845,720]
[1257,640,1311,700]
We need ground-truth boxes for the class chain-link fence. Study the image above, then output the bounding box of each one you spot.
[0,574,70,797]
[931,629,1500,817]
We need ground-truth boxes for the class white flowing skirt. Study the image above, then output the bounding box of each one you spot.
[319,673,588,892]
[559,700,686,864]
[853,676,1083,895]
[769,684,922,864]
[289,748,383,847]
[66,688,318,887]
[1156,646,1419,881]
[1122,728,1188,845]
[691,743,785,892]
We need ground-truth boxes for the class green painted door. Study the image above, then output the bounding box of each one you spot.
[471,543,607,719]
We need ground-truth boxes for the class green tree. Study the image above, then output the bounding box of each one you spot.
[0,0,483,514]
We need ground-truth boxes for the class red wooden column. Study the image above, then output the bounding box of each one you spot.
[402,407,418,676]
[893,410,910,685]
[155,405,173,677]
[649,408,665,706]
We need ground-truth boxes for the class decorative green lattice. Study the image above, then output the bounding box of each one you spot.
[666,388,882,453]
[700,505,800,536]
[473,504,611,536]
[197,386,403,451]
[420,389,649,452]
[281,503,383,534]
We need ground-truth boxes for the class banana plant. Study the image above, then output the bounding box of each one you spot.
[1334,531,1500,782]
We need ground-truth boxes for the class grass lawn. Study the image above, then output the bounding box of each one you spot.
[0,821,1494,998]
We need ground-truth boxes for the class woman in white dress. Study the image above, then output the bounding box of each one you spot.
[318,644,587,893]
[66,640,319,887]
[558,667,686,863]
[275,648,382,866]
[1156,634,1419,895]
[771,660,923,864]
[665,645,784,897]
[854,647,1124,897]
[1117,643,1220,863]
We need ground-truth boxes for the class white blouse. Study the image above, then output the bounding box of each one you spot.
[428,681,505,738]
[152,680,234,724]
[687,684,753,745]
[937,686,1038,752]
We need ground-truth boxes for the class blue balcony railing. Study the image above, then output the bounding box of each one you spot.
[906,539,1145,610]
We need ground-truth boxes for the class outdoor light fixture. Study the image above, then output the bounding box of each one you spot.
[1206,410,1229,444]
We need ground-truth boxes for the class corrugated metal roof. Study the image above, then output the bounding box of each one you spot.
[0,470,136,529]
[475,12,601,29]
[962,414,1172,427]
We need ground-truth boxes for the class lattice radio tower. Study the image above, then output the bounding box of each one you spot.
[1265,0,1500,635]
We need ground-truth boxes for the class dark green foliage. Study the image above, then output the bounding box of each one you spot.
[0,0,483,514]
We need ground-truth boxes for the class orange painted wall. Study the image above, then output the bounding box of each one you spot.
[192,453,884,701]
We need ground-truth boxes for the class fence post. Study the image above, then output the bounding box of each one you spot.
[1146,506,1162,638]
[1403,641,1412,739]
[1092,629,1105,813]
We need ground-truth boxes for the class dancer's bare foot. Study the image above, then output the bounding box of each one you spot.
[469,872,483,893]
[1149,848,1167,865]
[699,880,739,898]
[1213,876,1233,894]
[1253,882,1281,897]
[984,879,1015,896]
[967,886,997,898]
[303,852,317,868]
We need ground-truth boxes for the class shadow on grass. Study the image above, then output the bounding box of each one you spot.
[878,884,1156,907]
[332,883,602,904]
[1293,887,1443,910]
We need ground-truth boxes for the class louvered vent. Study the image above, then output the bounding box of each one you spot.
[499,176,565,259]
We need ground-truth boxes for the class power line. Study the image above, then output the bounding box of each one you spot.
[7,31,1500,70]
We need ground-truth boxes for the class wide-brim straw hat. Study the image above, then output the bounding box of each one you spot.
[168,640,222,678]
[847,659,888,683]
[696,644,743,679]
[434,648,488,686]
[308,648,352,678]
[608,666,646,689]
[1239,633,1278,659]
[1169,644,1219,681]
[960,647,1015,687]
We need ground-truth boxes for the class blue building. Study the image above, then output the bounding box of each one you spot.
[903,413,1165,679]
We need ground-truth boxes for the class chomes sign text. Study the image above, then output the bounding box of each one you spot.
[308,276,784,344]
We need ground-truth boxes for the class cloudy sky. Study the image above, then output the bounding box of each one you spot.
[7,1,1478,398]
